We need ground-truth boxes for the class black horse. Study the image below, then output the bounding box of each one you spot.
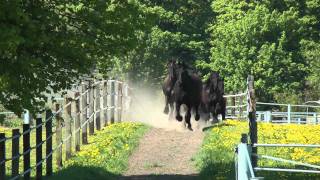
[173,62,202,130]
[162,59,178,119]
[201,72,226,122]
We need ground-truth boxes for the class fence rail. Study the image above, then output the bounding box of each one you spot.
[236,75,320,180]
[0,79,130,180]
[224,92,247,120]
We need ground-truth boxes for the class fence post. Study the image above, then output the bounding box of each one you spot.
[103,81,108,126]
[74,92,81,151]
[232,92,236,117]
[36,113,42,180]
[118,82,123,122]
[45,109,53,176]
[287,104,291,123]
[237,133,254,180]
[89,81,95,135]
[247,75,257,167]
[65,97,72,160]
[110,80,115,124]
[123,83,131,120]
[55,103,63,169]
[23,110,31,180]
[95,81,101,130]
[81,82,88,144]
[266,111,272,123]
[12,128,19,178]
[239,93,243,119]
[0,133,5,180]
[314,113,317,124]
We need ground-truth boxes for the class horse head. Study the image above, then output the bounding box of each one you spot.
[209,72,220,92]
[176,64,190,84]
[167,59,178,82]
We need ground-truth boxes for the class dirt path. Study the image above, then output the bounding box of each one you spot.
[119,127,204,180]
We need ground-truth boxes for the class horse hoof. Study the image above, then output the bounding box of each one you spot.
[176,116,183,121]
[195,114,200,121]
[164,108,169,114]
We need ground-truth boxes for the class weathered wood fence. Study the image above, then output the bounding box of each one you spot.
[0,79,130,180]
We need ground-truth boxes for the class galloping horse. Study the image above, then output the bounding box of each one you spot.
[162,59,178,119]
[201,72,226,122]
[173,62,202,130]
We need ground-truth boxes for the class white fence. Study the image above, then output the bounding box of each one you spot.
[256,102,320,124]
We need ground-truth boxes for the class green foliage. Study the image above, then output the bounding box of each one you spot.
[117,0,214,87]
[197,0,320,102]
[1,117,22,128]
[2,0,320,113]
[0,0,158,114]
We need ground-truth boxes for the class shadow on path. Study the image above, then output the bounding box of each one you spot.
[117,174,200,180]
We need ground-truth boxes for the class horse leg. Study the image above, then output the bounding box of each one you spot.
[211,105,218,123]
[222,101,226,120]
[195,103,200,121]
[164,95,169,114]
[175,102,183,121]
[169,102,174,121]
[212,113,218,123]
[185,105,192,131]
[221,110,226,120]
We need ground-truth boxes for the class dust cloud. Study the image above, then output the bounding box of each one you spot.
[122,85,211,132]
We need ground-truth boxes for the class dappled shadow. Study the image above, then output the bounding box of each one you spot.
[198,161,235,180]
[44,165,202,180]
[43,165,203,180]
[202,123,235,132]
[117,174,200,180]
[196,160,320,180]
[44,165,119,180]
[256,166,320,180]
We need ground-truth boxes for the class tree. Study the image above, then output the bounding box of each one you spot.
[197,0,320,102]
[111,0,214,87]
[0,0,158,114]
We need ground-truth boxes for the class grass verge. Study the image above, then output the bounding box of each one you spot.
[195,120,320,180]
[47,122,149,180]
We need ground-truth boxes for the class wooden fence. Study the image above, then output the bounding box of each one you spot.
[0,79,130,180]
[224,92,247,120]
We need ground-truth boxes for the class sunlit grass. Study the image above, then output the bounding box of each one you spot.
[195,120,320,180]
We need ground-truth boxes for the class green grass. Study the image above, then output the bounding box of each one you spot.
[194,120,320,180]
[46,122,149,180]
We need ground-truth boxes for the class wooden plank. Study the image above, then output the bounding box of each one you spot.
[65,97,72,160]
[11,129,20,178]
[0,133,5,180]
[101,81,107,127]
[239,93,244,119]
[82,83,88,144]
[95,82,101,130]
[89,82,94,135]
[55,104,63,169]
[110,80,115,124]
[36,114,42,180]
[23,123,31,180]
[118,83,123,122]
[74,92,81,151]
[231,92,236,117]
[103,81,108,126]
[45,109,53,176]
